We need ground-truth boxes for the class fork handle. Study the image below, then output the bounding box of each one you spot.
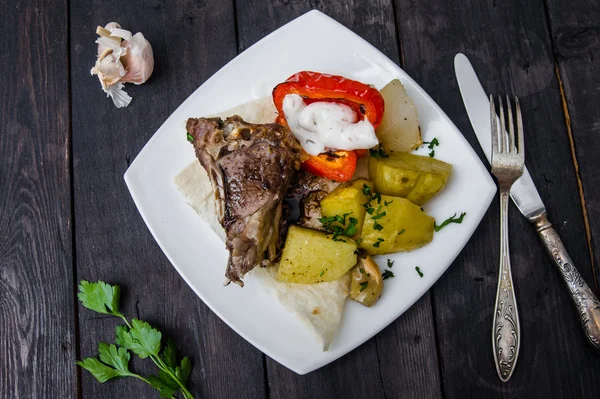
[493,190,521,382]
[532,213,600,350]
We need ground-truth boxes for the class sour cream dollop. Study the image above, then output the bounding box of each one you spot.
[282,94,379,156]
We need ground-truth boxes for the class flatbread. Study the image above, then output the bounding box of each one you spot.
[174,96,349,350]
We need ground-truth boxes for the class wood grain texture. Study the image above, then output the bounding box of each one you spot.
[70,1,266,397]
[0,0,76,397]
[545,0,600,290]
[235,2,442,398]
[393,0,600,396]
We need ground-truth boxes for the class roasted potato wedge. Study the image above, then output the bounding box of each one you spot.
[359,195,434,255]
[278,225,357,284]
[368,152,451,205]
[320,178,374,237]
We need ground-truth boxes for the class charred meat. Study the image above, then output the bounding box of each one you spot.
[187,115,303,286]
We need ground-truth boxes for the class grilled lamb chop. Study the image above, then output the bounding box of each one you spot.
[186,115,302,286]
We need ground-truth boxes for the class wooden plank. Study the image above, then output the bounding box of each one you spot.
[70,1,266,397]
[545,0,600,290]
[393,0,600,396]
[0,0,76,397]
[235,2,442,398]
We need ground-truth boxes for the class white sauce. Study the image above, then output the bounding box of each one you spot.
[282,94,379,156]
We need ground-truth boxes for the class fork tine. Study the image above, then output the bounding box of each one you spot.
[515,96,524,158]
[506,95,515,153]
[498,96,505,153]
[490,95,498,157]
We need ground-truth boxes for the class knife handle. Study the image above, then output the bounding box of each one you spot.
[533,213,600,350]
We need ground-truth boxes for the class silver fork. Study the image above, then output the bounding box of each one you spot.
[490,95,525,382]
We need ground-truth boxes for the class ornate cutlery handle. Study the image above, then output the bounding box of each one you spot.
[493,190,521,382]
[532,213,600,350]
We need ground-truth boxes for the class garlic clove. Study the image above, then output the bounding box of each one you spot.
[90,48,126,90]
[96,22,122,56]
[119,32,154,85]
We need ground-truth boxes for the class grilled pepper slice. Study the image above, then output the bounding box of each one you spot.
[272,71,385,181]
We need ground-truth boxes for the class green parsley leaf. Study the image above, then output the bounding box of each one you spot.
[371,211,387,220]
[98,342,130,373]
[115,319,162,359]
[382,270,394,280]
[355,237,363,245]
[161,339,177,369]
[365,207,375,215]
[186,132,194,142]
[423,137,439,158]
[148,370,180,398]
[369,146,389,159]
[359,281,369,292]
[384,199,393,206]
[318,216,336,224]
[77,357,125,383]
[416,266,424,277]
[387,259,394,268]
[373,238,384,248]
[176,356,192,385]
[77,280,122,316]
[399,228,406,234]
[373,192,382,204]
[423,137,439,149]
[373,222,383,231]
[434,212,467,232]
[320,270,325,277]
[362,184,372,197]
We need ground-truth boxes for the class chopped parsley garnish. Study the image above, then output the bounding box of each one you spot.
[362,184,372,197]
[384,199,393,206]
[359,268,365,274]
[399,228,405,235]
[369,145,389,159]
[373,238,384,248]
[371,211,386,220]
[320,213,359,241]
[387,259,394,268]
[373,221,383,231]
[372,192,381,204]
[415,266,424,277]
[423,137,439,157]
[186,132,194,142]
[320,270,325,277]
[359,281,369,292]
[365,206,375,215]
[356,237,363,245]
[434,212,466,232]
[382,270,394,280]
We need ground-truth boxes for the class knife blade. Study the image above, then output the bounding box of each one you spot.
[454,53,545,221]
[454,52,600,351]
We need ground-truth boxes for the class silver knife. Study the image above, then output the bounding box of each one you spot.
[454,53,600,352]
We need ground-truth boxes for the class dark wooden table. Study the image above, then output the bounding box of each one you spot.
[2,0,600,397]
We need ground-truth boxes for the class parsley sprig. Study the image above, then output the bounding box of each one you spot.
[77,281,194,399]
[382,270,394,280]
[423,137,439,157]
[434,212,466,232]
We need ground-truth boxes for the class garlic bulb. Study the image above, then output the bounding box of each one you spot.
[90,22,154,108]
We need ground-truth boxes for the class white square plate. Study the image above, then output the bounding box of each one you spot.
[125,10,495,374]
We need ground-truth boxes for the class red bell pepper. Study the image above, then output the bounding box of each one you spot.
[302,150,358,182]
[272,71,384,181]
